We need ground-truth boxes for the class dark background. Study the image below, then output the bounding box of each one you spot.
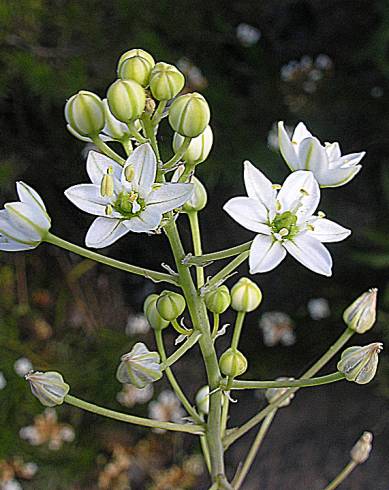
[1,1,389,488]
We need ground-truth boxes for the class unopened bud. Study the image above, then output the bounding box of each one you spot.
[102,99,129,140]
[219,348,247,377]
[65,90,105,137]
[143,294,170,330]
[156,290,186,321]
[107,79,146,123]
[150,62,185,101]
[337,342,383,384]
[25,371,70,407]
[145,97,156,114]
[118,49,155,73]
[116,342,162,388]
[118,52,155,87]
[169,92,210,138]
[231,278,262,312]
[350,431,373,464]
[173,125,213,165]
[343,288,378,334]
[182,176,208,213]
[100,167,114,197]
[204,285,231,314]
[195,385,210,415]
[265,377,295,407]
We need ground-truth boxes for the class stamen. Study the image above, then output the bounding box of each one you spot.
[318,211,326,218]
[105,204,113,215]
[276,200,282,211]
[272,184,281,190]
[299,188,309,196]
[279,228,289,237]
[125,165,135,182]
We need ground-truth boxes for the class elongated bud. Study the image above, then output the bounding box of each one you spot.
[231,278,262,312]
[25,371,70,407]
[65,90,105,137]
[100,167,114,197]
[102,99,129,140]
[150,62,185,101]
[118,53,155,87]
[195,385,210,415]
[337,343,383,384]
[107,79,146,123]
[169,92,210,138]
[204,285,231,314]
[118,49,155,73]
[156,290,186,321]
[343,288,378,334]
[143,294,170,330]
[173,125,213,165]
[265,377,295,407]
[116,342,162,388]
[219,348,247,377]
[350,431,373,464]
[183,176,208,213]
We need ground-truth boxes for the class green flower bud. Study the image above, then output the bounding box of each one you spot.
[150,62,185,101]
[107,79,146,123]
[219,348,247,378]
[102,99,129,140]
[231,278,263,312]
[65,90,105,137]
[25,371,70,407]
[265,377,295,407]
[143,294,170,330]
[117,49,155,73]
[343,288,378,334]
[169,92,210,138]
[183,176,208,213]
[204,285,231,314]
[116,342,162,388]
[195,385,210,415]
[173,125,213,165]
[118,53,155,87]
[337,343,383,385]
[156,290,186,321]
[350,432,373,464]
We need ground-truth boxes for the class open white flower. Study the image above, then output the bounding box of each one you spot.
[65,143,193,248]
[0,182,51,251]
[278,121,365,187]
[223,161,351,276]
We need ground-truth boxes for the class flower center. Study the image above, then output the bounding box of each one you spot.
[113,191,146,218]
[271,211,299,240]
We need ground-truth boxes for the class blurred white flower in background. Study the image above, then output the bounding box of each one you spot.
[148,390,185,433]
[125,313,150,335]
[259,312,296,347]
[14,358,33,377]
[307,297,331,320]
[0,371,7,389]
[236,23,261,47]
[116,384,153,408]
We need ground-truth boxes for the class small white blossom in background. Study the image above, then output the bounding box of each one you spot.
[267,122,292,152]
[236,23,261,47]
[0,371,7,389]
[370,86,384,98]
[14,358,33,377]
[116,384,153,408]
[259,312,296,347]
[125,313,150,335]
[2,480,23,490]
[0,457,38,490]
[281,54,333,86]
[148,390,185,433]
[176,58,208,91]
[307,298,330,320]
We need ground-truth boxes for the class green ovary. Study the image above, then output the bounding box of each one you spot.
[271,211,299,240]
[113,191,146,219]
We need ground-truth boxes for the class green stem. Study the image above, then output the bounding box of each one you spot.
[188,212,205,288]
[152,100,167,125]
[120,136,133,156]
[64,394,204,435]
[171,318,193,335]
[227,372,345,390]
[91,136,125,166]
[211,313,220,339]
[161,331,202,370]
[220,393,230,438]
[224,328,354,449]
[232,410,277,490]
[127,122,148,144]
[45,233,179,286]
[202,251,250,295]
[324,461,358,490]
[154,329,203,424]
[141,113,160,161]
[200,435,212,474]
[185,241,253,267]
[163,137,192,170]
[231,311,246,351]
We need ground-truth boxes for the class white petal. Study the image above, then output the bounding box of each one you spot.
[0,235,35,251]
[86,151,122,188]
[277,170,320,219]
[223,197,270,234]
[85,217,129,248]
[297,137,329,174]
[123,207,162,232]
[283,233,332,276]
[278,122,299,170]
[318,165,362,188]
[337,151,366,168]
[325,142,341,161]
[0,210,39,243]
[65,184,108,216]
[5,202,50,235]
[243,161,276,211]
[308,218,351,243]
[292,122,313,144]
[122,143,156,195]
[66,124,93,142]
[147,183,194,214]
[16,182,47,214]
[249,235,286,273]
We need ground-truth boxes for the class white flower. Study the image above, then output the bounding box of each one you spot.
[307,297,330,320]
[0,371,7,389]
[14,357,33,377]
[65,144,193,248]
[223,161,351,276]
[0,182,51,252]
[148,390,185,433]
[278,121,365,187]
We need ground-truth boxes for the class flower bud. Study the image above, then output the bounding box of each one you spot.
[337,343,383,384]
[118,53,155,87]
[107,79,146,123]
[183,176,208,213]
[143,294,170,330]
[231,278,263,312]
[150,62,185,100]
[65,90,105,137]
[118,49,155,73]
[169,92,210,138]
[116,342,162,388]
[25,371,70,407]
[172,125,213,165]
[219,348,248,378]
[350,431,373,464]
[343,288,378,334]
[102,99,130,140]
[156,290,186,321]
[195,385,210,415]
[265,377,295,407]
[204,285,231,314]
